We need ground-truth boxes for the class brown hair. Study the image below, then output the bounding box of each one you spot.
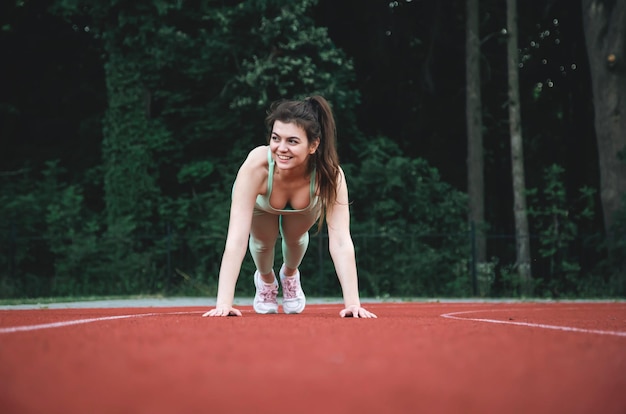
[265,95,340,229]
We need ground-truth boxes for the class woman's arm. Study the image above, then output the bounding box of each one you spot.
[326,167,377,318]
[203,147,267,317]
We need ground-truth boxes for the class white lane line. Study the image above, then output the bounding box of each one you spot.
[0,311,203,334]
[441,309,626,338]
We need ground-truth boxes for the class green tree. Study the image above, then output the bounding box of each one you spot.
[528,164,595,297]
[346,137,470,297]
[47,0,361,295]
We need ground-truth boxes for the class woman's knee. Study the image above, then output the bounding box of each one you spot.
[282,232,309,249]
[249,235,277,254]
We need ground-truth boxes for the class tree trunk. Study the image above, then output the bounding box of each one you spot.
[581,0,626,235]
[466,0,487,293]
[507,0,532,294]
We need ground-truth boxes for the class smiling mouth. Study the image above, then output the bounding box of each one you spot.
[277,154,292,160]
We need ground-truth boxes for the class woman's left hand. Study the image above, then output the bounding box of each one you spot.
[339,305,377,318]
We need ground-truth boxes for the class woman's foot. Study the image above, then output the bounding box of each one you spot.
[279,264,306,314]
[253,270,278,314]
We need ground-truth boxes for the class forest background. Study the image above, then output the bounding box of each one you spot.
[1,0,624,300]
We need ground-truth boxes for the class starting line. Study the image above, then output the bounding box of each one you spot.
[0,311,203,334]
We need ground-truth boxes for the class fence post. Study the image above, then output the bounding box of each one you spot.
[470,221,477,296]
[7,222,16,281]
[166,222,172,288]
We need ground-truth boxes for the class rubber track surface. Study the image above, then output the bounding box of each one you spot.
[1,302,625,414]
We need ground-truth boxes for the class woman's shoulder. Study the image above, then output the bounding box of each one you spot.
[241,145,270,170]
[234,146,269,196]
[249,145,270,161]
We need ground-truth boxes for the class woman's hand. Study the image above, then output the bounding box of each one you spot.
[339,305,377,318]
[202,305,242,317]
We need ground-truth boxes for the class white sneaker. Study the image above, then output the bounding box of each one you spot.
[280,264,306,314]
[253,270,278,314]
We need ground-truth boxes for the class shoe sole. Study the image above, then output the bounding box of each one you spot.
[282,301,305,314]
[283,308,304,314]
[254,307,278,314]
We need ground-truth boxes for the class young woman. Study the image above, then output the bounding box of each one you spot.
[202,96,376,318]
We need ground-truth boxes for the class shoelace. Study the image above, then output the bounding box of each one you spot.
[259,284,278,303]
[282,277,299,300]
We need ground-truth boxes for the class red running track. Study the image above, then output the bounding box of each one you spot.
[1,302,625,414]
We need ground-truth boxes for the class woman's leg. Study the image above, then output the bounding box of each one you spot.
[279,212,319,274]
[278,212,318,314]
[249,210,279,282]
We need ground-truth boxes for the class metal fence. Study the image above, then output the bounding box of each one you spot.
[0,223,617,299]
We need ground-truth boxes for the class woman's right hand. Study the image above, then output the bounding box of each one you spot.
[202,305,242,317]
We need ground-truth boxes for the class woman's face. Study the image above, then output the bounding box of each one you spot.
[270,121,319,171]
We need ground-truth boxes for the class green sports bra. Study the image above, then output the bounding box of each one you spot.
[254,148,319,215]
